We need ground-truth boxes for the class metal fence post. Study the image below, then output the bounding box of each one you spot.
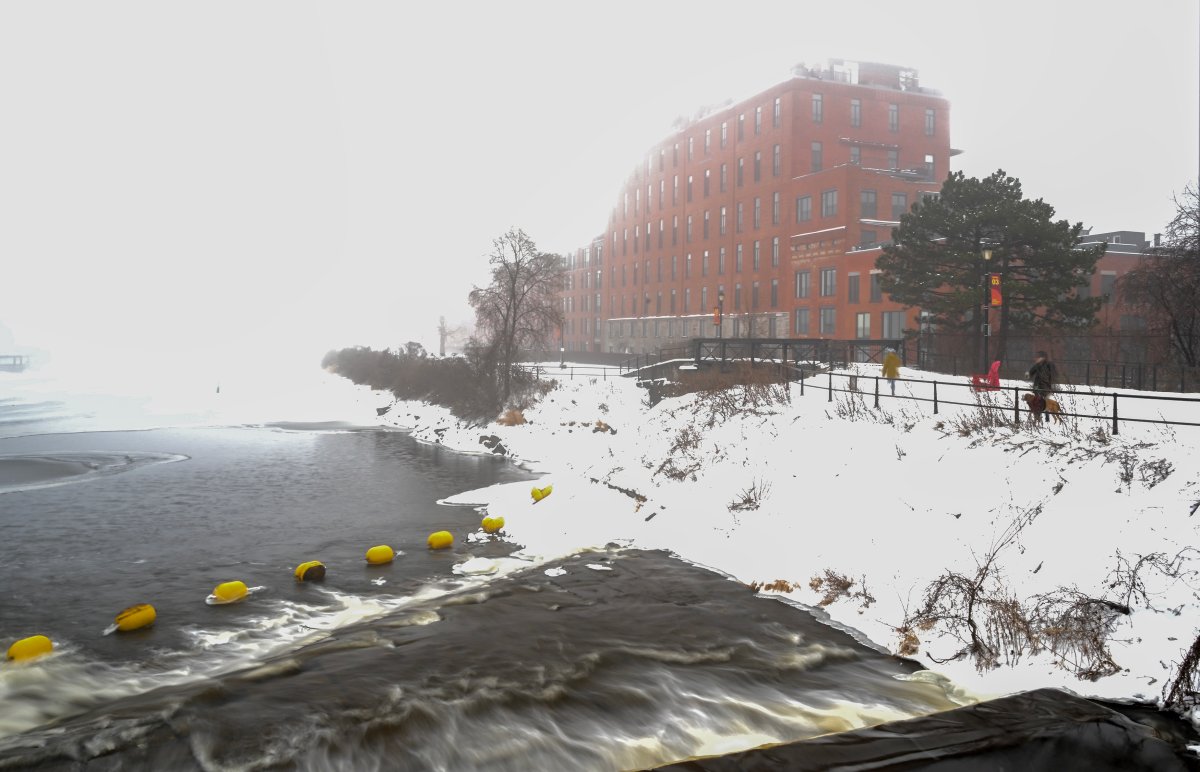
[828,371,833,402]
[1112,393,1119,436]
[874,377,879,408]
[1013,386,1020,424]
[800,369,805,397]
[933,381,939,415]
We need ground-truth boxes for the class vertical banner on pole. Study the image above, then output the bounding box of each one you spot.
[989,273,1003,307]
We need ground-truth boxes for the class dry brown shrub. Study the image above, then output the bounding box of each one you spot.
[748,579,797,593]
[497,409,526,426]
[809,569,875,609]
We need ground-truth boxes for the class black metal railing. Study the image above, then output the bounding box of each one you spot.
[806,369,1200,434]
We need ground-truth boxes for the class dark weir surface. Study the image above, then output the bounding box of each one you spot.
[0,549,962,771]
[655,688,1200,771]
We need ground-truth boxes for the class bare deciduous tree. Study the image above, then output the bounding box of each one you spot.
[468,227,565,405]
[1120,184,1200,367]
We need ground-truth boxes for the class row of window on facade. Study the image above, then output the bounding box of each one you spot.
[635,98,937,181]
[621,146,934,221]
[610,189,922,261]
[564,267,896,318]
[600,308,907,341]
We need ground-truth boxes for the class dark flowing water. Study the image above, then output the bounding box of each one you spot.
[1,382,1195,771]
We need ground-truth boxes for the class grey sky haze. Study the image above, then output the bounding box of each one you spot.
[1,0,1196,375]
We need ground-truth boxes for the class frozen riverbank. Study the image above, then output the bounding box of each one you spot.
[377,363,1200,731]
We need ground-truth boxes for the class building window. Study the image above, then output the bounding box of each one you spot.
[685,253,692,278]
[870,272,882,302]
[645,222,651,250]
[795,307,810,335]
[656,292,662,314]
[703,169,711,197]
[772,144,781,177]
[755,106,762,134]
[718,247,726,274]
[720,163,728,192]
[856,312,871,339]
[860,189,877,218]
[720,206,727,235]
[737,202,744,232]
[736,244,744,272]
[658,220,664,249]
[753,197,761,228]
[672,216,678,245]
[861,229,877,248]
[673,175,679,204]
[1101,271,1117,299]
[887,149,899,170]
[702,250,709,276]
[671,255,678,279]
[687,175,693,202]
[704,128,711,154]
[820,267,836,296]
[773,97,782,127]
[848,273,860,302]
[882,310,905,339]
[850,146,860,165]
[721,121,728,148]
[753,240,761,271]
[925,108,935,136]
[734,283,743,310]
[924,154,935,182]
[820,307,836,335]
[670,288,676,313]
[770,279,779,307]
[850,98,861,127]
[738,113,744,140]
[754,151,762,182]
[795,270,810,298]
[702,211,709,239]
[737,158,744,186]
[701,285,708,311]
[688,136,694,161]
[891,192,908,219]
[684,287,690,314]
[771,236,780,266]
[821,189,838,217]
[796,195,812,222]
[656,257,662,282]
[811,141,822,172]
[888,103,899,132]
[772,193,781,225]
[812,93,823,123]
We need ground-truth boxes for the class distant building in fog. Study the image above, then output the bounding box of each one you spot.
[560,59,954,354]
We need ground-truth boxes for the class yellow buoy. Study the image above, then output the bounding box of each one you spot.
[294,560,327,581]
[531,484,553,503]
[366,545,395,565]
[114,604,157,632]
[6,635,53,661]
[427,530,453,550]
[481,516,505,534]
[209,580,248,604]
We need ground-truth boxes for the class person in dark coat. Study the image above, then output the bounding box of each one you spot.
[1027,351,1056,421]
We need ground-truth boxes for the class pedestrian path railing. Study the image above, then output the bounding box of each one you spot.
[804,368,1200,435]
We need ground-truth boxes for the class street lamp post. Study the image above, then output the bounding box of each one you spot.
[559,322,565,369]
[717,291,725,339]
[981,248,993,375]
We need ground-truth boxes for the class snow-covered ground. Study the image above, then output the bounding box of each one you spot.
[375,361,1200,724]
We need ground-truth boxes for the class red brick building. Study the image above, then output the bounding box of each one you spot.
[561,60,953,354]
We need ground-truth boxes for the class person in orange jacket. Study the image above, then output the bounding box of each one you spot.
[882,348,902,395]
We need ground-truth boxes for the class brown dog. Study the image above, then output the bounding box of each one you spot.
[1023,392,1063,424]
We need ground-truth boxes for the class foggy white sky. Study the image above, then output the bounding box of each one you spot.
[1,1,1196,377]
